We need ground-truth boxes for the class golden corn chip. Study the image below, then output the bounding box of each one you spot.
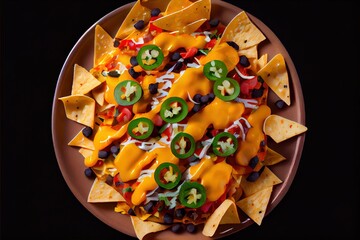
[79,147,93,158]
[238,45,258,59]
[241,167,282,197]
[220,11,266,50]
[236,186,272,225]
[257,53,291,105]
[114,202,131,214]
[87,177,125,203]
[262,147,286,166]
[59,95,95,128]
[92,82,106,106]
[264,114,308,143]
[180,18,207,34]
[202,199,240,237]
[71,64,102,95]
[68,127,95,150]
[165,0,193,14]
[94,25,116,66]
[130,216,170,240]
[152,0,211,32]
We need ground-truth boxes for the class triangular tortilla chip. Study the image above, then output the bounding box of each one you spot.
[202,199,240,237]
[92,82,106,106]
[262,147,286,166]
[59,95,95,128]
[87,177,125,202]
[79,147,93,158]
[238,45,258,59]
[165,0,193,14]
[114,202,130,214]
[130,216,170,240]
[236,186,272,225]
[257,53,291,105]
[68,128,95,150]
[94,25,115,66]
[249,53,268,73]
[220,11,266,50]
[115,0,151,39]
[263,114,308,143]
[181,18,207,34]
[152,0,211,32]
[241,167,282,196]
[71,64,102,95]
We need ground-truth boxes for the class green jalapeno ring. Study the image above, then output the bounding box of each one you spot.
[203,60,228,81]
[136,44,164,71]
[154,162,182,190]
[114,80,143,106]
[127,117,154,140]
[178,181,206,208]
[212,132,238,157]
[170,132,195,159]
[160,97,188,123]
[213,78,240,102]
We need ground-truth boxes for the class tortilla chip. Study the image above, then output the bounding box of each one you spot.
[257,53,290,105]
[87,177,125,202]
[202,199,240,237]
[263,114,308,143]
[59,95,95,128]
[94,25,115,66]
[262,147,286,166]
[239,45,258,59]
[165,0,193,14]
[115,0,152,39]
[241,167,282,197]
[68,128,95,150]
[71,64,102,95]
[236,186,272,225]
[114,202,131,214]
[220,11,266,50]
[92,82,106,106]
[152,0,211,32]
[131,216,170,240]
[181,18,207,34]
[79,147,93,158]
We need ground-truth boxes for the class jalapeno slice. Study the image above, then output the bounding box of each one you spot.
[212,132,238,157]
[203,60,228,81]
[171,132,195,159]
[179,181,206,208]
[213,78,240,101]
[154,162,182,190]
[127,117,154,140]
[137,44,164,70]
[114,80,143,106]
[160,97,188,123]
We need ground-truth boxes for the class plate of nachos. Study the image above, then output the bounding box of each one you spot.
[52,0,307,239]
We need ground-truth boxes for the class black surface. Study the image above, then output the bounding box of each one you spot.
[1,0,359,239]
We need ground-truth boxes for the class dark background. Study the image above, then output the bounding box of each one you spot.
[1,0,359,239]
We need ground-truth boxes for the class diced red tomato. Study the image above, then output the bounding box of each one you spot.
[240,76,257,96]
[116,106,133,124]
[200,201,213,213]
[180,47,198,59]
[204,39,217,49]
[161,125,172,141]
[152,114,164,127]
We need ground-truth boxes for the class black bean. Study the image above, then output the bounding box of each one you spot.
[251,87,264,98]
[144,201,154,213]
[187,211,198,220]
[171,52,181,61]
[128,208,136,216]
[151,8,161,17]
[134,20,145,30]
[275,100,286,109]
[164,212,174,224]
[174,208,186,219]
[129,67,140,79]
[82,126,93,138]
[98,150,109,159]
[200,95,209,104]
[209,18,220,27]
[207,92,215,101]
[171,223,183,233]
[226,41,239,51]
[192,104,201,113]
[84,168,95,178]
[108,70,120,78]
[186,223,196,233]
[257,75,264,83]
[260,140,266,147]
[246,171,260,182]
[249,156,259,169]
[113,39,120,48]
[110,145,120,154]
[105,175,113,186]
[130,56,138,66]
[149,83,159,94]
[115,180,123,187]
[239,55,250,67]
[193,93,202,103]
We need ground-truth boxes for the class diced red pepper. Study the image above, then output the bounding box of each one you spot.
[116,106,133,124]
[204,39,217,49]
[180,47,198,59]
